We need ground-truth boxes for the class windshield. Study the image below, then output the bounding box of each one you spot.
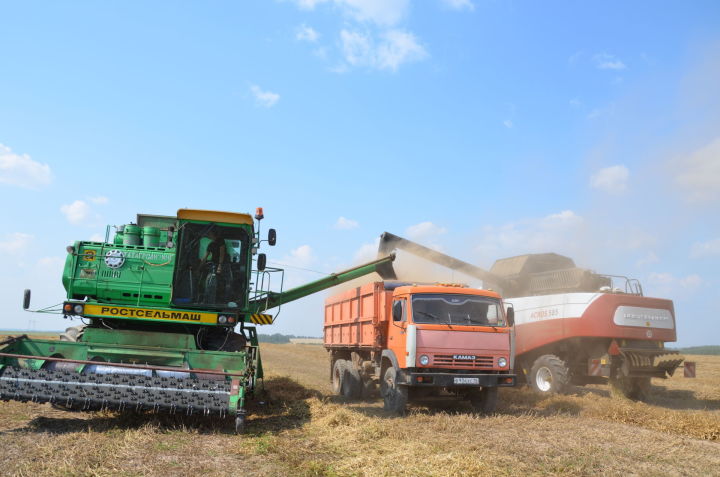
[411,293,505,326]
[172,222,250,308]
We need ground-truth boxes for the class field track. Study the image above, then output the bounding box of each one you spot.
[0,340,718,476]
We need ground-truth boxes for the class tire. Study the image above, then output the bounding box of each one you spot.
[470,387,498,414]
[341,362,362,400]
[332,360,346,395]
[235,414,246,434]
[361,378,377,399]
[610,376,651,401]
[381,366,407,414]
[529,355,569,394]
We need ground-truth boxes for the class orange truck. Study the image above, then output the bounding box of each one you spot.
[323,281,516,414]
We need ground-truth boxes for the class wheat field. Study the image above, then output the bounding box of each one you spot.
[0,342,718,476]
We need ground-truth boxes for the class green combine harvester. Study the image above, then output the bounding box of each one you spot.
[0,208,395,432]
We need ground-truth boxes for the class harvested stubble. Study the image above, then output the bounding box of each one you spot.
[0,342,718,477]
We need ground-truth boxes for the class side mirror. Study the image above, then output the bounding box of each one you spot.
[392,301,403,322]
[23,289,31,310]
[268,229,277,246]
[506,305,515,327]
[257,253,267,272]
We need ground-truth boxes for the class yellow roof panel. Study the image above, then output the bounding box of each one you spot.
[177,209,254,226]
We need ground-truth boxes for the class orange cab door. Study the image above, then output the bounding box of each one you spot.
[387,297,408,369]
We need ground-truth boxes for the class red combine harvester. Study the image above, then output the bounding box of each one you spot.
[378,233,685,399]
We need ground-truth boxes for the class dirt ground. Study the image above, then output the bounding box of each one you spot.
[0,342,718,476]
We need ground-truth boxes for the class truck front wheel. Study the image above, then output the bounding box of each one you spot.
[529,355,569,394]
[469,387,498,414]
[381,367,407,414]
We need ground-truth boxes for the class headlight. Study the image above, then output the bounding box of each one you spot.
[218,315,228,324]
[498,357,507,368]
[419,355,430,366]
[73,304,84,315]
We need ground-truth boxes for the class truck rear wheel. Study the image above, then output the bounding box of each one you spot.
[470,387,498,414]
[341,362,362,400]
[381,367,407,414]
[529,355,569,394]
[332,359,346,395]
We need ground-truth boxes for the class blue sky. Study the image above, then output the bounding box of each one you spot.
[0,1,718,346]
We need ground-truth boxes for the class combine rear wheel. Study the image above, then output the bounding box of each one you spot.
[470,387,498,414]
[610,376,651,401]
[529,355,569,394]
[381,367,407,415]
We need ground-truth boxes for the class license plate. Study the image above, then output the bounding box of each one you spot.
[453,377,480,385]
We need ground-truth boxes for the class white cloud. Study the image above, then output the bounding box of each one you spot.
[340,29,426,71]
[36,256,65,274]
[503,119,513,128]
[0,143,52,189]
[89,196,108,205]
[593,53,626,70]
[648,272,704,294]
[546,210,582,222]
[680,274,703,289]
[60,200,91,225]
[296,24,320,42]
[473,210,591,266]
[354,238,380,263]
[0,233,33,253]
[335,216,359,230]
[295,0,409,26]
[250,85,280,108]
[441,0,474,10]
[675,137,720,203]
[569,98,582,108]
[590,165,629,194]
[690,238,720,258]
[376,30,427,71]
[636,251,659,267]
[406,221,447,241]
[89,233,105,242]
[341,30,374,66]
[287,245,315,268]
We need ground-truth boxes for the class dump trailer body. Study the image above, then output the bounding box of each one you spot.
[324,281,515,413]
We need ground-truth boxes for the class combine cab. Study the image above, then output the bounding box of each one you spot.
[377,232,685,400]
[0,209,395,431]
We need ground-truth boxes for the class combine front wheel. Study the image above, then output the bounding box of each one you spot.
[529,355,569,394]
[235,414,246,434]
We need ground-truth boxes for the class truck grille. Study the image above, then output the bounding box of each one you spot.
[432,354,494,369]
